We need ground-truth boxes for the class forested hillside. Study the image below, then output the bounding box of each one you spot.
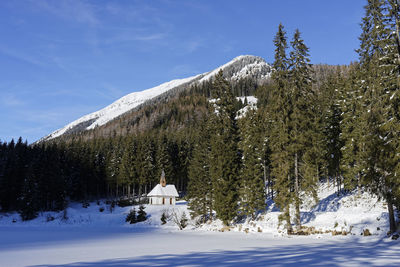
[0,0,398,235]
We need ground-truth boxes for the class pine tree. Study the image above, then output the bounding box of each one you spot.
[209,70,241,225]
[18,173,40,221]
[187,118,213,222]
[137,204,147,222]
[353,0,400,234]
[119,136,138,198]
[267,23,293,233]
[289,29,320,229]
[239,109,265,219]
[126,207,137,224]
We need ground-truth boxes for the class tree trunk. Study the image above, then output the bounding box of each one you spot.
[294,153,301,229]
[263,159,267,195]
[387,196,396,234]
[285,206,292,234]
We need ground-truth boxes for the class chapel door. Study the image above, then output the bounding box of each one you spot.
[162,198,165,205]
[170,198,172,205]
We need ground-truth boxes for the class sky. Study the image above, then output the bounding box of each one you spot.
[0,0,365,143]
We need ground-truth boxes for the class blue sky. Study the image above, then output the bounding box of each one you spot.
[0,0,365,143]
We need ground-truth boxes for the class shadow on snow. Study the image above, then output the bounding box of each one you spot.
[33,236,400,267]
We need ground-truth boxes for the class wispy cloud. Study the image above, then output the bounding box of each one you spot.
[135,33,167,41]
[103,31,167,45]
[94,84,125,101]
[0,93,25,107]
[32,0,100,27]
[185,39,204,53]
[169,64,199,77]
[0,45,46,67]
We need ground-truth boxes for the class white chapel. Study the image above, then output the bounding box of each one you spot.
[147,170,179,205]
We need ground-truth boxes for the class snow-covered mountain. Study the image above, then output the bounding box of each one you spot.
[39,55,271,142]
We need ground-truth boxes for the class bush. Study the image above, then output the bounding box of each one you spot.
[19,208,38,221]
[161,212,168,225]
[363,229,371,236]
[137,205,147,222]
[172,211,188,230]
[126,208,137,224]
[99,207,105,212]
[180,212,188,229]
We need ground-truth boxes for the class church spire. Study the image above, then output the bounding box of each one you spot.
[160,169,166,187]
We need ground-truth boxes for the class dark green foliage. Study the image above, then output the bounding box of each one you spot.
[18,176,39,221]
[137,205,147,222]
[161,212,168,225]
[187,118,213,223]
[265,25,320,232]
[125,208,137,224]
[209,70,241,225]
[267,23,293,232]
[239,109,266,219]
[180,212,188,229]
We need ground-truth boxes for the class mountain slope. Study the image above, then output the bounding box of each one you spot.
[39,55,271,142]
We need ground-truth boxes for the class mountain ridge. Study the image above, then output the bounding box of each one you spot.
[39,55,271,143]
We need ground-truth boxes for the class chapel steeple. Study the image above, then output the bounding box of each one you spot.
[160,170,166,187]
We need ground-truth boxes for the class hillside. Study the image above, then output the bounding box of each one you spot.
[39,55,271,143]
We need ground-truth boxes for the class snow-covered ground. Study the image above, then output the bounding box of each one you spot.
[1,183,399,266]
[2,226,400,267]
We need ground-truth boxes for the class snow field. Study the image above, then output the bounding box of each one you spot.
[0,183,398,266]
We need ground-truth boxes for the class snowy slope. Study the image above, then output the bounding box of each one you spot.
[41,75,202,141]
[197,183,391,237]
[237,96,258,119]
[199,55,270,83]
[39,55,271,142]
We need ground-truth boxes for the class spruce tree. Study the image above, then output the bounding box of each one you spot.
[267,23,293,233]
[187,118,213,222]
[209,70,241,225]
[239,109,265,219]
[288,29,319,229]
[352,0,400,234]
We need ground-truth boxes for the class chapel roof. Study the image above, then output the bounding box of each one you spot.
[147,184,179,197]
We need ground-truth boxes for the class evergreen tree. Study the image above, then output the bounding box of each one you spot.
[209,70,241,225]
[119,136,138,198]
[267,23,293,233]
[126,207,137,224]
[350,0,400,234]
[288,29,319,229]
[187,118,213,222]
[238,109,265,219]
[137,204,147,222]
[18,173,40,221]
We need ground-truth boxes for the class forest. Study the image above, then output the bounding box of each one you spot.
[0,0,399,234]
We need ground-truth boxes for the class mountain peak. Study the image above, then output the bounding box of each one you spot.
[199,55,270,83]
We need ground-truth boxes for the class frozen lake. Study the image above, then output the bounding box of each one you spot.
[1,226,399,267]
